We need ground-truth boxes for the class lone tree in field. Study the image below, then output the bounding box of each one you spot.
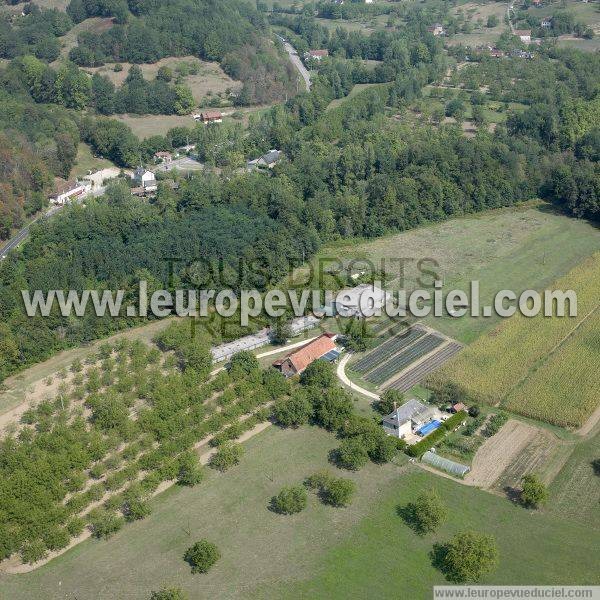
[436,531,498,583]
[520,474,548,508]
[184,540,221,574]
[407,488,448,534]
[305,471,356,507]
[336,436,370,470]
[150,587,188,600]
[271,485,308,514]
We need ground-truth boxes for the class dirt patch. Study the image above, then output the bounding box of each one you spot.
[464,419,538,488]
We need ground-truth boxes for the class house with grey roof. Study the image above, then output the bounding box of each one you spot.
[247,149,283,171]
[382,399,437,439]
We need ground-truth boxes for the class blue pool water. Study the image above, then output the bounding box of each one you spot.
[417,419,442,436]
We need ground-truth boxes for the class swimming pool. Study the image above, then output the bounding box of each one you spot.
[417,419,442,437]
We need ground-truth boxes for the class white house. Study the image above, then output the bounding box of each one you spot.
[49,180,90,205]
[333,283,390,317]
[132,167,157,192]
[515,29,531,43]
[382,399,438,440]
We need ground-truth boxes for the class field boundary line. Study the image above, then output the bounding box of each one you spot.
[500,303,600,408]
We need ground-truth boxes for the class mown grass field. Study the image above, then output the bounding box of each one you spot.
[436,252,600,427]
[548,425,600,525]
[0,426,406,599]
[1,427,598,600]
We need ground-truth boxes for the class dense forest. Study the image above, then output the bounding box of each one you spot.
[0,6,598,381]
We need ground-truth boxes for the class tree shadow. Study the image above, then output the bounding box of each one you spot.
[430,543,465,584]
[502,485,522,503]
[591,458,600,477]
[396,502,426,536]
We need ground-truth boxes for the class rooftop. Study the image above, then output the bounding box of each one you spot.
[383,399,430,426]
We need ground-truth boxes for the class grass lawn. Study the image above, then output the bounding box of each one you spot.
[0,426,407,600]
[261,468,600,599]
[70,143,115,178]
[326,83,385,111]
[84,57,241,104]
[548,425,600,525]
[2,426,598,599]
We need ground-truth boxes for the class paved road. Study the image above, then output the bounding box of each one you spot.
[277,35,311,91]
[336,352,380,401]
[0,187,105,260]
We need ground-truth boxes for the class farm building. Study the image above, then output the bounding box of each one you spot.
[273,333,339,377]
[333,283,390,317]
[382,399,439,440]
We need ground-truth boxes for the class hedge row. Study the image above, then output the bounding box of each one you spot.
[405,411,468,457]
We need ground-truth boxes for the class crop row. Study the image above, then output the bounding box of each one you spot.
[353,327,426,373]
[387,342,463,392]
[365,334,445,385]
[434,252,600,406]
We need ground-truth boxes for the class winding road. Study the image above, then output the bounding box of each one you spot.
[336,353,380,401]
[277,35,311,92]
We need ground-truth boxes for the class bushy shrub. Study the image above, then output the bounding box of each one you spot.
[184,540,220,574]
[271,485,307,514]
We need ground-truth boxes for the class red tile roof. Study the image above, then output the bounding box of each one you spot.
[274,333,336,374]
[200,111,222,120]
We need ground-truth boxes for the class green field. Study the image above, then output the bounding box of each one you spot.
[311,203,600,343]
[549,425,600,524]
[436,252,600,427]
[2,426,598,599]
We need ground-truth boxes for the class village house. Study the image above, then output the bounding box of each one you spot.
[304,49,329,61]
[490,48,505,58]
[515,29,532,43]
[154,151,173,164]
[427,23,445,36]
[382,399,440,440]
[541,16,552,28]
[194,111,223,124]
[247,149,283,171]
[132,167,157,192]
[49,180,90,205]
[273,333,340,377]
